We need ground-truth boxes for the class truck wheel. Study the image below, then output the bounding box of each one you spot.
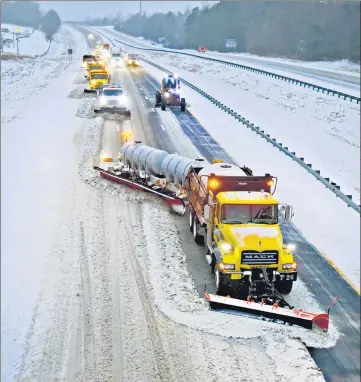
[161,97,166,111]
[192,216,204,245]
[180,98,186,112]
[155,91,161,105]
[275,280,293,295]
[189,211,194,232]
[215,268,228,296]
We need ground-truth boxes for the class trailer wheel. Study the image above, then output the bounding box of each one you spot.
[192,216,204,245]
[189,211,194,232]
[275,280,293,295]
[180,98,186,112]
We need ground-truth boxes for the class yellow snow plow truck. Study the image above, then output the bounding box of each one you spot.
[187,161,297,298]
[84,70,109,93]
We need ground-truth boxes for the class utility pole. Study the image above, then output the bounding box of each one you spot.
[139,0,142,35]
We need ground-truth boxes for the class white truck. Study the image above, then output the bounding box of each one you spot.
[94,84,131,117]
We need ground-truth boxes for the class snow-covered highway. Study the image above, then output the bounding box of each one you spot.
[1,23,359,382]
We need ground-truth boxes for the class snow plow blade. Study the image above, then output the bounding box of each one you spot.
[93,166,186,214]
[204,292,332,332]
[94,108,131,117]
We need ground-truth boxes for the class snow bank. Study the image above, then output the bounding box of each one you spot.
[140,60,360,291]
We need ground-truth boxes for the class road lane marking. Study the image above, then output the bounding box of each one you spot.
[160,124,165,131]
[144,96,148,99]
[151,108,155,112]
[320,251,360,296]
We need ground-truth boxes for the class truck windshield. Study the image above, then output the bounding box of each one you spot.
[113,54,121,58]
[129,54,138,59]
[221,204,278,225]
[103,89,122,96]
[89,66,103,71]
[91,74,107,79]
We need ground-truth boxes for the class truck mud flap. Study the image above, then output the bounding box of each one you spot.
[94,166,186,215]
[204,291,335,332]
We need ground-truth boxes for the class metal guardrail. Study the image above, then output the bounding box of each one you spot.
[114,37,360,105]
[95,31,361,214]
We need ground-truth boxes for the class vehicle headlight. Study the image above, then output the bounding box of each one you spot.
[165,92,170,98]
[219,242,233,254]
[175,89,180,94]
[100,96,106,105]
[285,243,296,251]
[282,263,297,270]
[218,262,235,271]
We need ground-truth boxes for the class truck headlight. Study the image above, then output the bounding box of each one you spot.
[220,242,233,254]
[283,243,296,251]
[282,263,297,270]
[218,262,235,271]
[165,92,170,98]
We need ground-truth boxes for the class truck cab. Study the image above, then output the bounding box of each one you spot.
[125,53,139,67]
[88,71,109,90]
[187,162,297,297]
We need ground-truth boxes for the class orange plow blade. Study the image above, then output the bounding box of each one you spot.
[204,291,335,332]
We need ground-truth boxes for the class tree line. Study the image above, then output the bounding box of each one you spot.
[119,1,360,62]
[1,1,61,41]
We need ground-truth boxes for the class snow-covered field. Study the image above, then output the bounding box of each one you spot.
[1,23,50,56]
[1,25,83,125]
[1,25,331,381]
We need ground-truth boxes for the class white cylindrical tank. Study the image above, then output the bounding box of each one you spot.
[120,142,169,175]
[119,143,205,183]
[160,154,195,186]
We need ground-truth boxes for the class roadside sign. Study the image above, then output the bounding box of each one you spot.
[68,48,73,62]
[68,48,73,54]
[225,39,237,48]
[15,27,20,33]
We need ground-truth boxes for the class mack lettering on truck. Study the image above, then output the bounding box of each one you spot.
[241,251,279,265]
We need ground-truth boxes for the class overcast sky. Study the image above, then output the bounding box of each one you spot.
[40,1,215,21]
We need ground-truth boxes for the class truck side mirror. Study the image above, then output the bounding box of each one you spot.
[284,205,294,221]
[96,90,100,96]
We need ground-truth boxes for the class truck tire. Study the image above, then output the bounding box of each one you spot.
[215,269,240,297]
[275,280,293,295]
[192,216,204,245]
[180,98,186,112]
[161,97,166,111]
[155,91,161,105]
[215,268,229,296]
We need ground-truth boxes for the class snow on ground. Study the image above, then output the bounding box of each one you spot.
[98,26,360,93]
[1,23,49,56]
[2,26,328,381]
[139,59,360,291]
[130,49,361,204]
[1,25,87,125]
